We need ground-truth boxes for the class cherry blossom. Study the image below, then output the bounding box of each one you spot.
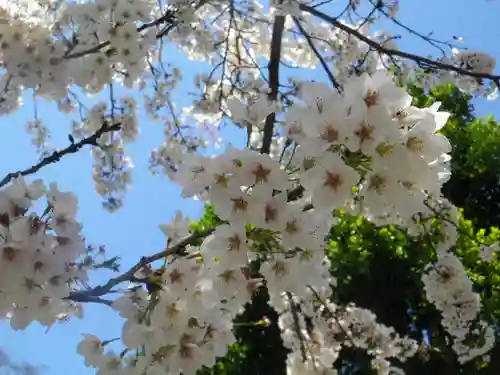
[0,1,497,374]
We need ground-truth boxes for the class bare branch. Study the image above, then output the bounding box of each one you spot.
[67,227,216,301]
[293,18,341,90]
[300,4,500,88]
[368,0,460,56]
[0,122,121,188]
[67,185,310,303]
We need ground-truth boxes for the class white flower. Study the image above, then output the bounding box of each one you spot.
[360,161,408,218]
[254,190,289,231]
[299,82,338,110]
[112,289,149,319]
[200,317,236,359]
[453,50,496,75]
[77,334,104,367]
[344,106,398,156]
[300,86,351,151]
[301,152,360,211]
[162,258,202,294]
[210,184,263,225]
[175,155,214,198]
[201,224,249,268]
[283,105,308,143]
[281,204,322,250]
[122,320,155,350]
[402,118,451,162]
[343,71,408,113]
[96,352,123,375]
[290,141,327,173]
[160,211,191,246]
[260,254,294,293]
[240,152,290,193]
[479,243,499,261]
[227,95,275,129]
[47,183,78,219]
[212,267,248,298]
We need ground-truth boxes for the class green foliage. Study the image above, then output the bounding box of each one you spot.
[411,84,500,229]
[190,205,225,234]
[194,84,500,375]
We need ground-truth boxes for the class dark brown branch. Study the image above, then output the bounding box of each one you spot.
[293,18,340,90]
[356,0,380,31]
[368,0,459,56]
[300,4,500,89]
[67,227,216,301]
[0,122,121,188]
[68,185,313,303]
[260,13,285,155]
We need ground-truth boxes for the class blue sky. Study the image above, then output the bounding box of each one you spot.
[0,0,499,374]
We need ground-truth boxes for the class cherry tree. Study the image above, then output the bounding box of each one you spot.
[0,0,499,374]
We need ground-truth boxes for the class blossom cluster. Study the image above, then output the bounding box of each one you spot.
[177,70,453,232]
[0,177,87,329]
[78,244,259,375]
[71,70,496,375]
[279,295,419,375]
[0,0,497,208]
[70,97,138,211]
[285,71,452,228]
[422,252,495,363]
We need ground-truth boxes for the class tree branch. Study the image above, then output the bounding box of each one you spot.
[68,185,314,303]
[300,4,500,88]
[67,227,216,301]
[0,122,121,188]
[260,13,285,155]
[293,18,340,90]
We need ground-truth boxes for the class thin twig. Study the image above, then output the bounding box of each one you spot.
[300,4,500,89]
[0,122,122,188]
[307,285,358,348]
[67,228,215,301]
[293,18,340,90]
[68,184,312,303]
